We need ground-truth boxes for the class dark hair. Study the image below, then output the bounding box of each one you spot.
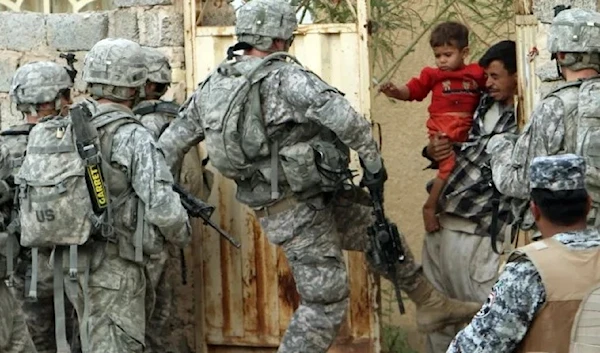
[530,188,589,226]
[479,40,517,74]
[429,21,469,49]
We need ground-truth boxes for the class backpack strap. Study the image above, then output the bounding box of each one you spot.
[95,112,148,262]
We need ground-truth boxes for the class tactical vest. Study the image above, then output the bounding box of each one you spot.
[509,238,600,352]
[91,101,165,262]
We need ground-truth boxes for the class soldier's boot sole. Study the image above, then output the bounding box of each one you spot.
[405,273,481,333]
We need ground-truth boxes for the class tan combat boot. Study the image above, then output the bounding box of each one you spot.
[405,273,482,333]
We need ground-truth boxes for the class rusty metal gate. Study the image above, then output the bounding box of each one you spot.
[182,0,381,352]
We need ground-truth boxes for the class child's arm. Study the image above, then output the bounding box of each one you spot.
[379,82,410,100]
[405,67,435,101]
[379,67,435,101]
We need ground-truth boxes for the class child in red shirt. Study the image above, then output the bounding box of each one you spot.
[379,21,485,233]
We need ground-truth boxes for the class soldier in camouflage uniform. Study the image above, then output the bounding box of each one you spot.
[49,38,190,353]
[487,8,600,234]
[447,154,600,352]
[134,46,185,353]
[5,61,77,353]
[158,0,481,351]
[0,268,35,353]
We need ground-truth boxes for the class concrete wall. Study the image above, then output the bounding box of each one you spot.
[0,1,186,129]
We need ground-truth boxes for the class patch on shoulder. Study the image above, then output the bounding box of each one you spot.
[474,290,496,319]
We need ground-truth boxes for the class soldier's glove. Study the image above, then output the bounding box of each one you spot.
[360,158,387,195]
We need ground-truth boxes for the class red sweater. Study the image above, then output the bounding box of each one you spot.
[405,63,486,116]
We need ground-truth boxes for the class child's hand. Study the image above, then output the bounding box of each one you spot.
[378,82,401,98]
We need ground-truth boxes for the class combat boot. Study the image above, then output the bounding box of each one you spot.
[405,273,482,333]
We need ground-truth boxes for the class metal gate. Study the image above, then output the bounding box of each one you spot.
[182,0,381,352]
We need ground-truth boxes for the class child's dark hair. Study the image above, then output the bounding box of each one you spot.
[429,21,469,49]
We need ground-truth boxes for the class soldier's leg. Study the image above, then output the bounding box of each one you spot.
[258,196,349,353]
[0,281,36,353]
[144,248,174,353]
[332,195,481,333]
[64,246,145,353]
[12,249,57,353]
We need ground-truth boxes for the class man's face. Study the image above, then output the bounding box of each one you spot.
[483,60,517,103]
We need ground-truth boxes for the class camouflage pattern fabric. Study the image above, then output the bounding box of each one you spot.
[133,101,177,353]
[141,48,172,85]
[54,96,189,352]
[530,154,586,191]
[547,8,600,54]
[235,0,297,51]
[12,249,80,353]
[0,129,80,353]
[487,82,580,228]
[9,61,72,112]
[159,58,382,206]
[135,100,171,140]
[158,50,425,351]
[258,194,420,353]
[0,281,36,353]
[446,228,600,352]
[63,245,146,353]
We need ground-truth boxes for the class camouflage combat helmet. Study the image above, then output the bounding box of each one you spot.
[141,47,172,84]
[83,38,147,101]
[9,61,73,115]
[548,8,600,71]
[235,0,297,51]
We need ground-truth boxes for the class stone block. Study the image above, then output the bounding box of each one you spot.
[533,0,597,23]
[0,12,47,51]
[0,94,24,130]
[47,13,108,51]
[139,7,184,47]
[108,8,140,41]
[113,0,172,7]
[0,51,22,93]
[155,46,185,69]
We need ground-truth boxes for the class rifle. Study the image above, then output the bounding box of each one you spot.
[60,52,78,84]
[172,183,241,249]
[366,186,406,314]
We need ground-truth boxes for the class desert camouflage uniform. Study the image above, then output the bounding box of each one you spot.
[0,280,36,353]
[135,99,178,353]
[51,38,190,353]
[5,61,79,353]
[447,154,600,352]
[135,46,187,353]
